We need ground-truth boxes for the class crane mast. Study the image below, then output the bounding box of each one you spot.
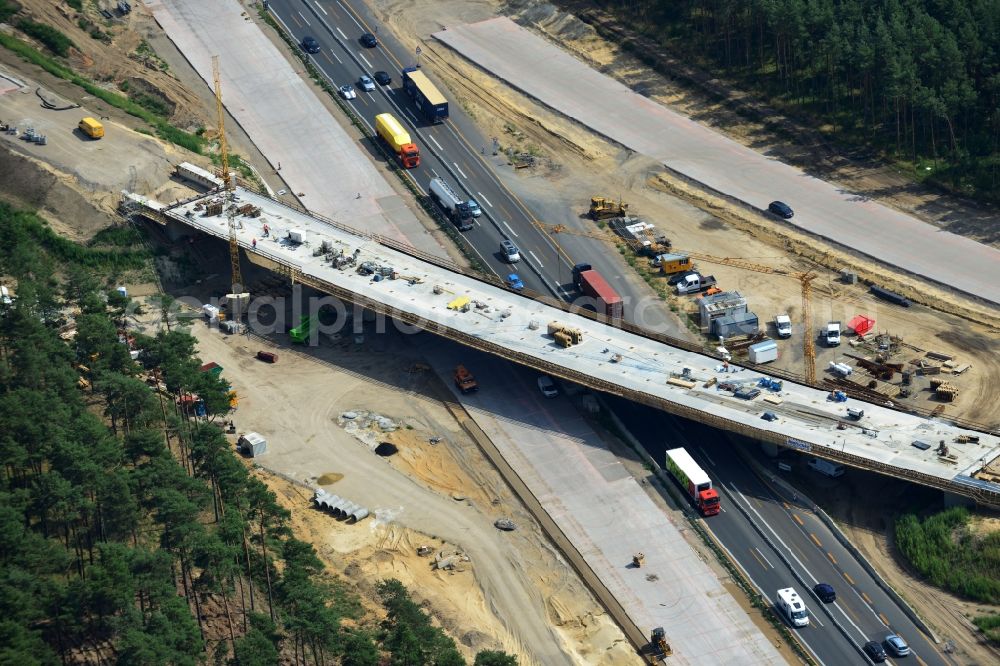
[212,56,242,292]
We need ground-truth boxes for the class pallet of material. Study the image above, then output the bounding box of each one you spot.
[763,395,783,405]
[667,377,697,389]
[952,363,972,375]
[918,364,941,375]
[935,383,959,401]
[926,351,954,361]
[872,382,901,398]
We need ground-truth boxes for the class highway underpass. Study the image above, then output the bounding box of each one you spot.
[125,185,1000,509]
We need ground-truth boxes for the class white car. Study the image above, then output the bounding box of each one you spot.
[774,314,792,338]
[358,75,375,92]
[338,84,357,100]
[537,375,558,398]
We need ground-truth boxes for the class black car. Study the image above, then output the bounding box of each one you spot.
[863,640,887,663]
[813,583,836,603]
[360,32,378,48]
[301,36,320,54]
[768,200,794,219]
[373,70,391,86]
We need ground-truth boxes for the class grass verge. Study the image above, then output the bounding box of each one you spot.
[0,32,204,154]
[895,507,1000,604]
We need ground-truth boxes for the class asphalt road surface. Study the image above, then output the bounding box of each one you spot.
[266,0,678,334]
[267,3,954,664]
[609,397,952,666]
[436,18,1000,306]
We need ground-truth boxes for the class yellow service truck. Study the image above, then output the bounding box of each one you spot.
[78,117,104,139]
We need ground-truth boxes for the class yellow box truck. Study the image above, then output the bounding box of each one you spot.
[374,113,419,168]
[78,117,104,139]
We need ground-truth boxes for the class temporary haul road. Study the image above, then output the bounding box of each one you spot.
[128,186,1000,507]
[433,18,1000,307]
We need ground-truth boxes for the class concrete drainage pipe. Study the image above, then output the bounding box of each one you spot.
[317,494,341,511]
[336,502,359,518]
[330,499,354,516]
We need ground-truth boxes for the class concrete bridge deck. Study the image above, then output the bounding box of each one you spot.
[125,186,1000,507]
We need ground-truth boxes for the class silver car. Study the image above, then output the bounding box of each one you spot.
[884,634,910,657]
[501,239,520,263]
[358,75,375,92]
[537,375,558,398]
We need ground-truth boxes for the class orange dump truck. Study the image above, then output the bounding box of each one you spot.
[453,365,478,393]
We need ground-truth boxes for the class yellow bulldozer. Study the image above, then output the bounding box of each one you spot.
[589,196,629,220]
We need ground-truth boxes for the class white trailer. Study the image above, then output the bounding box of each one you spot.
[748,340,778,364]
[776,588,810,627]
[664,448,720,515]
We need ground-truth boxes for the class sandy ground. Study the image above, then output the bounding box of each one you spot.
[177,314,637,666]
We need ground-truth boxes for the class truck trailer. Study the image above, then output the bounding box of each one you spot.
[402,67,449,123]
[571,263,623,320]
[664,448,721,516]
[428,177,474,231]
[374,113,420,168]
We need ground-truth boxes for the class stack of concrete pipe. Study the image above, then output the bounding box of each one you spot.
[313,490,370,523]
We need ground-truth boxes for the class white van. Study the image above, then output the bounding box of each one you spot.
[808,458,845,478]
[776,588,809,627]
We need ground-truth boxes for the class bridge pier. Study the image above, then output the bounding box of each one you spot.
[759,441,780,458]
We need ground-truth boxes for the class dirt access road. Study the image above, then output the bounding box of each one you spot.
[183,317,637,666]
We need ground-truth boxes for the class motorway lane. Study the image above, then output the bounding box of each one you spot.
[740,458,948,666]
[608,397,949,665]
[269,0,576,298]
[267,9,934,664]
[266,8,944,663]
[269,0,688,333]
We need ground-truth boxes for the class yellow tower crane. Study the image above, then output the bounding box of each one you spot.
[212,55,242,292]
[538,222,819,383]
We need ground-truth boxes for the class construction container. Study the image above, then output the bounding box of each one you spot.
[699,291,747,331]
[256,350,278,363]
[654,253,694,275]
[748,340,778,364]
[238,432,267,457]
[202,304,220,320]
[288,229,307,244]
[870,285,911,307]
[713,311,759,337]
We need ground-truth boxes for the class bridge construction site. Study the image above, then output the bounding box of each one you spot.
[125,184,1000,507]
